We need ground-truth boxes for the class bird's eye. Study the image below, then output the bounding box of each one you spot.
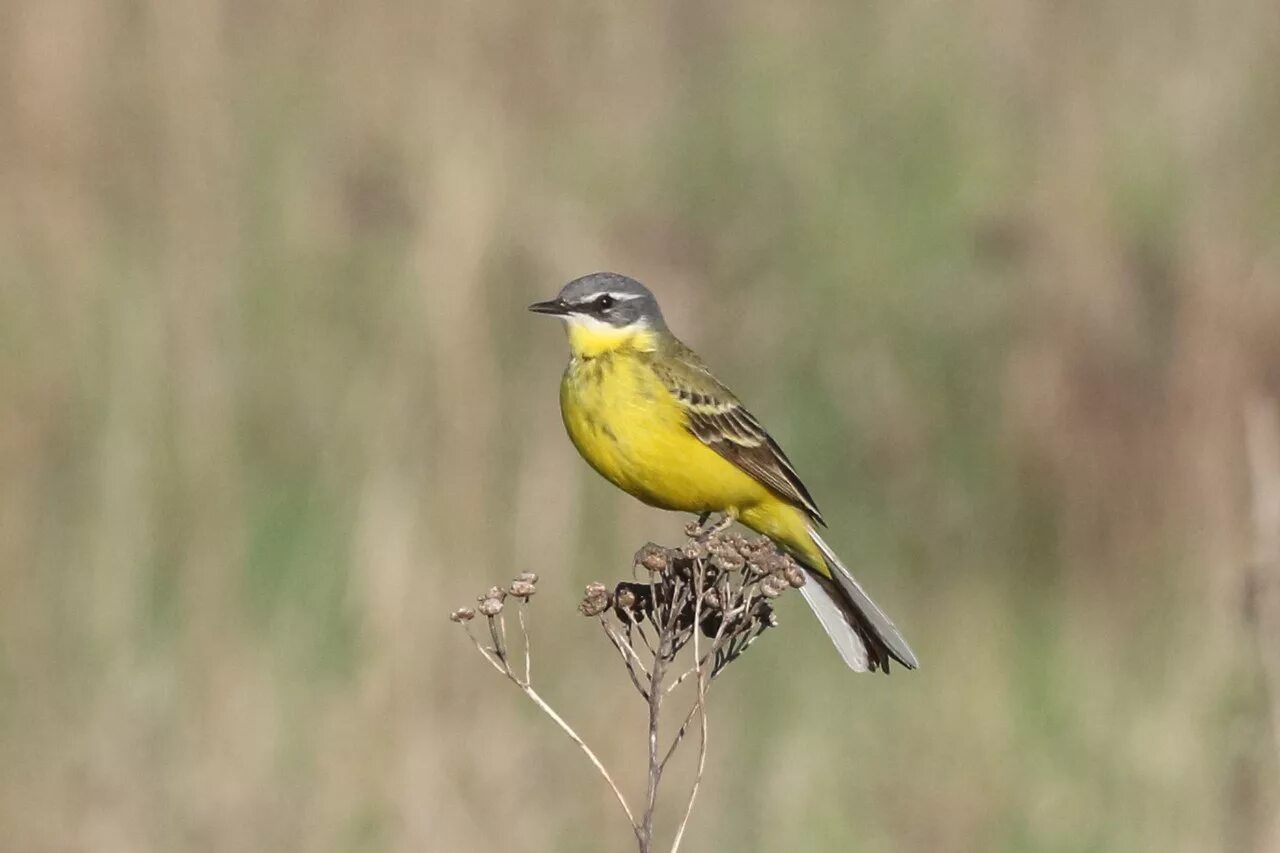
[595,294,615,311]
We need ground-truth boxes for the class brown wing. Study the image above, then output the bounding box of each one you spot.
[653,350,826,525]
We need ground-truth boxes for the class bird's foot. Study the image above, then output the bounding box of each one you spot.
[686,512,734,540]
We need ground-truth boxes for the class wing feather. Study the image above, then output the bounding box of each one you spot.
[653,350,825,524]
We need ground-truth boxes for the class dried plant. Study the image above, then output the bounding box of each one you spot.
[450,520,805,853]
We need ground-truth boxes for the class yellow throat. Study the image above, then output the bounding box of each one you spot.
[564,316,659,359]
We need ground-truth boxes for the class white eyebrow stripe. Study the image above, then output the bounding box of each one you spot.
[567,291,644,309]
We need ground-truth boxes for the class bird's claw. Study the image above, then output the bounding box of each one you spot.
[687,512,733,540]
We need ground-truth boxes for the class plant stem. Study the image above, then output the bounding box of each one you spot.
[518,681,640,841]
[640,629,672,852]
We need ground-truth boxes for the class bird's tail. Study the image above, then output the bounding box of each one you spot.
[796,527,918,673]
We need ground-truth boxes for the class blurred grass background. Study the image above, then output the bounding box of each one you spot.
[3,0,1280,850]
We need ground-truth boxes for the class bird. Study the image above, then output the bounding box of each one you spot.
[529,272,917,673]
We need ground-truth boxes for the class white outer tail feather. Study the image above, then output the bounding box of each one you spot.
[797,576,871,671]
[798,527,919,672]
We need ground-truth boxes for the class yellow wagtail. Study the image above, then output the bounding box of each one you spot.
[530,273,917,673]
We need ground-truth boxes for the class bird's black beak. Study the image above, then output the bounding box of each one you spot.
[528,298,571,316]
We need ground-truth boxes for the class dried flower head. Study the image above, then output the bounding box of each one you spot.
[635,543,670,574]
[509,580,537,598]
[516,572,539,585]
[450,607,476,623]
[594,531,798,674]
[479,586,507,604]
[479,596,504,617]
[760,575,788,598]
[709,548,746,573]
[580,582,612,617]
[681,540,709,560]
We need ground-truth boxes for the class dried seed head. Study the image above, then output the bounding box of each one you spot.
[711,550,746,572]
[753,552,782,575]
[760,575,788,598]
[681,540,709,560]
[478,586,507,604]
[579,582,611,617]
[579,595,610,617]
[784,565,806,588]
[702,589,722,610]
[509,580,536,598]
[515,572,539,585]
[613,582,653,619]
[478,597,504,617]
[635,544,669,574]
[449,607,476,623]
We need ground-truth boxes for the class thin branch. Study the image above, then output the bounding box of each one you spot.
[516,680,640,837]
[640,629,671,852]
[518,602,532,685]
[603,618,653,678]
[463,625,509,676]
[489,615,507,663]
[625,610,658,657]
[662,585,736,772]
[670,563,710,853]
[601,619,652,700]
[659,701,703,772]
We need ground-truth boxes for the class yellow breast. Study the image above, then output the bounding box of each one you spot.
[559,351,777,516]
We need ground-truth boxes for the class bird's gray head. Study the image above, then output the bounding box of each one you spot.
[528,272,667,332]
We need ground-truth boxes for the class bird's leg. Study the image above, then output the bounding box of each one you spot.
[686,513,712,538]
[706,514,733,536]
[688,512,733,539]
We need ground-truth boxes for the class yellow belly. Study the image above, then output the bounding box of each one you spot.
[559,352,826,572]
[560,354,770,516]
